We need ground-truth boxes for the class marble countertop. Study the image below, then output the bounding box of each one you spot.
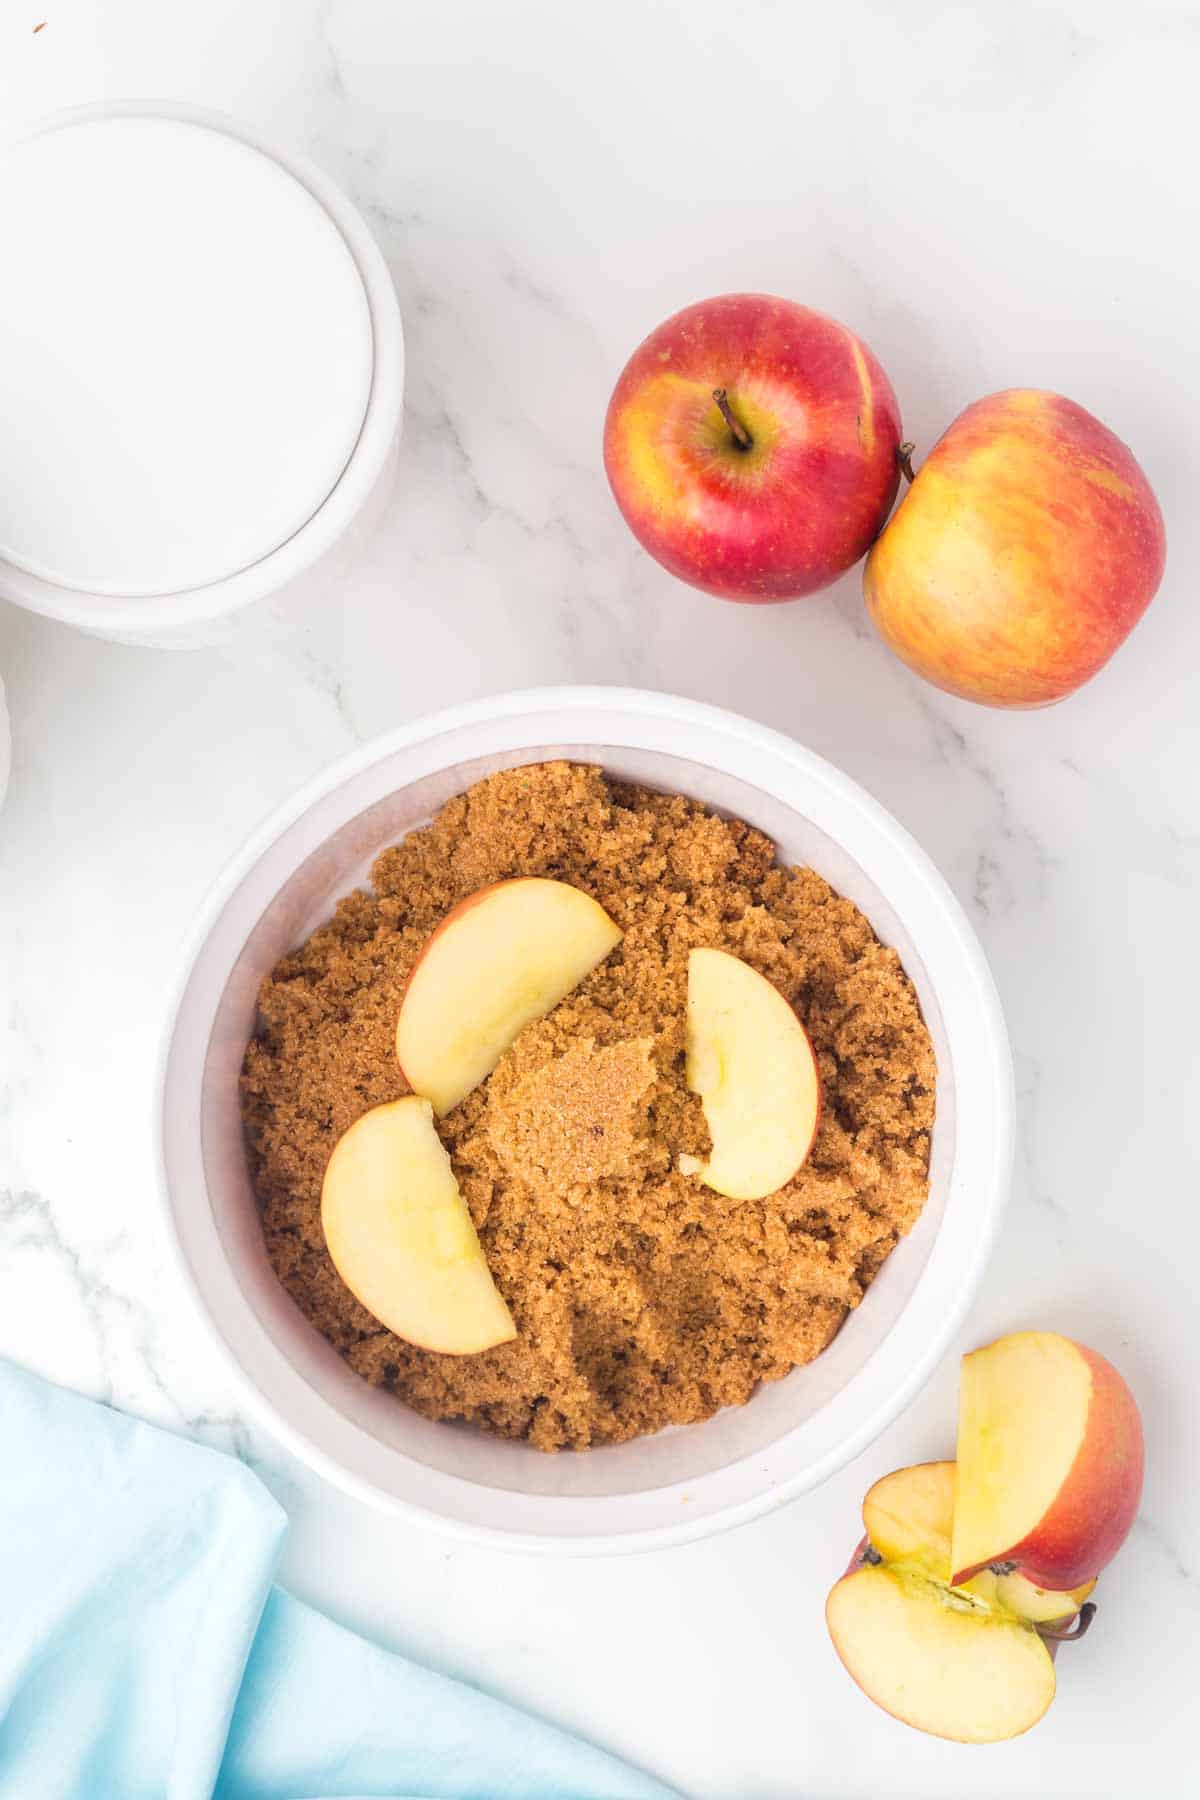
[2,3,1197,1794]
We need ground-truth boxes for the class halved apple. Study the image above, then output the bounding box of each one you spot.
[862,1460,957,1573]
[951,1331,1144,1591]
[395,878,622,1116]
[321,1096,516,1355]
[679,947,820,1201]
[828,1460,1091,1742]
[826,1560,1057,1744]
[863,1462,1095,1623]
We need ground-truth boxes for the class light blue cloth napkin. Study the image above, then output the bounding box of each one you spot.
[0,1359,676,1800]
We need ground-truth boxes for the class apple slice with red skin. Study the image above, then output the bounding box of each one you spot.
[680,947,820,1201]
[321,1096,516,1355]
[951,1331,1144,1591]
[827,1461,1096,1743]
[395,877,622,1117]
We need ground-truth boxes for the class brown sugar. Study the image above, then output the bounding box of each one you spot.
[240,762,936,1452]
[488,1036,658,1199]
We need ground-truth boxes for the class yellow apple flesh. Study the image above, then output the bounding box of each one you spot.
[863,1462,1095,1623]
[826,1563,1057,1744]
[828,1459,1090,1743]
[991,1568,1097,1627]
[395,877,622,1116]
[321,1096,516,1355]
[680,947,820,1201]
[862,1459,956,1571]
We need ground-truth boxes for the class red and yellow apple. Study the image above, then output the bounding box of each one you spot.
[321,1096,515,1355]
[827,1461,1093,1744]
[679,947,820,1200]
[395,877,622,1116]
[827,1326,1144,1742]
[604,294,902,602]
[864,388,1166,706]
[951,1330,1144,1591]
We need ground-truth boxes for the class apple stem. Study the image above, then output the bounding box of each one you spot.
[1037,1602,1098,1644]
[713,388,753,452]
[897,441,917,483]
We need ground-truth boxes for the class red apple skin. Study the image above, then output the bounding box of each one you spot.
[843,1535,871,1578]
[953,1341,1144,1592]
[604,294,902,602]
[864,389,1166,706]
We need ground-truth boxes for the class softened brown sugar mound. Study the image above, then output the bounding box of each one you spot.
[241,762,935,1452]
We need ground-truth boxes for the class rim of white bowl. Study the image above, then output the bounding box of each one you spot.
[0,100,404,632]
[156,687,1014,1553]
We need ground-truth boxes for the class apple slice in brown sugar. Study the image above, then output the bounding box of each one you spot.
[395,877,622,1117]
[679,947,820,1201]
[321,1097,515,1355]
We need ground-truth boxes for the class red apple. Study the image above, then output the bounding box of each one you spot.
[864,389,1167,706]
[603,294,902,601]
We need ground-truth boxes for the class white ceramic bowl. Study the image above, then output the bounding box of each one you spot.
[0,102,403,647]
[158,688,1013,1552]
